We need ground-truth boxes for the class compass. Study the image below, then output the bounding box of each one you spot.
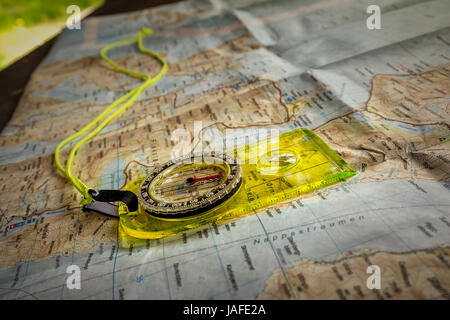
[138,153,242,219]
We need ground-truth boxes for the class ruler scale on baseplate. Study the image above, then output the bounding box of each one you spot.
[117,128,356,247]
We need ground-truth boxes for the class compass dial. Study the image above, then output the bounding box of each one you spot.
[138,153,242,219]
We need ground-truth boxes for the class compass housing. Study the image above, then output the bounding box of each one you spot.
[138,153,242,220]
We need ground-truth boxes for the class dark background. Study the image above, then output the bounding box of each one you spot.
[0,0,182,132]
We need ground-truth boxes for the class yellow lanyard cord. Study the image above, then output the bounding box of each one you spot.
[54,28,167,205]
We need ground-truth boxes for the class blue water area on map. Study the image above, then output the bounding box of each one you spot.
[99,157,126,190]
[386,120,436,134]
[32,76,119,103]
[351,113,369,123]
[0,140,60,165]
[0,207,68,241]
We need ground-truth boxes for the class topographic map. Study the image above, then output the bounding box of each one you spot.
[0,0,449,299]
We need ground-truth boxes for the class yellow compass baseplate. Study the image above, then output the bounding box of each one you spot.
[118,128,356,247]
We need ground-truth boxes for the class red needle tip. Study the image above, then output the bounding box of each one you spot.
[187,174,223,184]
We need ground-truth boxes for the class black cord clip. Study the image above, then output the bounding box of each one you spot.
[82,189,139,218]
